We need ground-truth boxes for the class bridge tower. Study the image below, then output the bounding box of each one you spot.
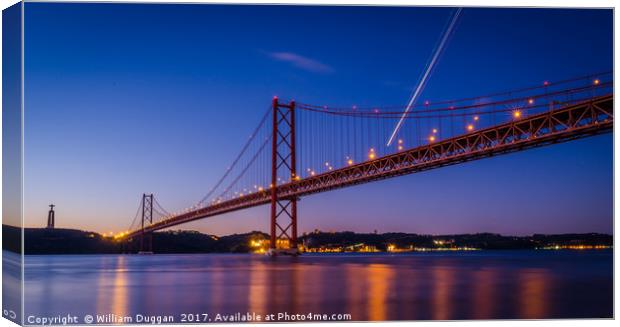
[270,97,298,255]
[140,193,154,254]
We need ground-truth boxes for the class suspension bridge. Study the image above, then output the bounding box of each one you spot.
[117,72,613,255]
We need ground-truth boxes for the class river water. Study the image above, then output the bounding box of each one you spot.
[7,250,613,323]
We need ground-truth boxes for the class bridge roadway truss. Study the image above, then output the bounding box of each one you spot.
[125,95,613,248]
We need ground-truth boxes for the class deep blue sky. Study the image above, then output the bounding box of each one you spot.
[23,4,613,235]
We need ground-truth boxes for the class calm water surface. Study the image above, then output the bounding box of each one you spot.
[16,250,613,322]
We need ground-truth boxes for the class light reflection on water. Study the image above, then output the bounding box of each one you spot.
[518,268,549,319]
[472,267,496,319]
[18,250,612,322]
[431,264,453,320]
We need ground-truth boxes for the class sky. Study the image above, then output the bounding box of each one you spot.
[21,3,613,236]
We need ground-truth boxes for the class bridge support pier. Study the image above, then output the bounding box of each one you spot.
[270,97,299,255]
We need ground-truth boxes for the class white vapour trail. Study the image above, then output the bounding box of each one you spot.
[386,8,463,146]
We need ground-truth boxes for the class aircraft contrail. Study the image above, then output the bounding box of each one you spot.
[387,8,463,147]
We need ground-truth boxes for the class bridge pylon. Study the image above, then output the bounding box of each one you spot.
[269,97,299,255]
[139,193,154,254]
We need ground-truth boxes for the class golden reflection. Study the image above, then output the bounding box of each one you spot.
[111,256,128,321]
[519,268,551,319]
[432,266,454,320]
[472,268,497,319]
[366,264,394,321]
[248,261,267,314]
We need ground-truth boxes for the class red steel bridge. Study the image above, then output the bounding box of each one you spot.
[119,73,613,255]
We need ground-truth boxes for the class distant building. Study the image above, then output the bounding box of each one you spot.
[46,204,55,229]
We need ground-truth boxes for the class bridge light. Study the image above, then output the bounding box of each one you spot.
[424,100,430,106]
[432,128,438,134]
[347,159,354,165]
[310,171,316,176]
[429,135,436,142]
[368,148,376,159]
[398,145,403,151]
[467,124,474,132]
[513,110,522,119]
[473,116,479,121]
[528,98,534,105]
[324,162,330,167]
[594,79,600,85]
[398,139,403,144]
[543,81,549,86]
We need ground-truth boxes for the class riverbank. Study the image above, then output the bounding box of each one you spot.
[2,225,612,255]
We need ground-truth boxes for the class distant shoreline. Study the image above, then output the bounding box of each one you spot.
[2,225,612,255]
